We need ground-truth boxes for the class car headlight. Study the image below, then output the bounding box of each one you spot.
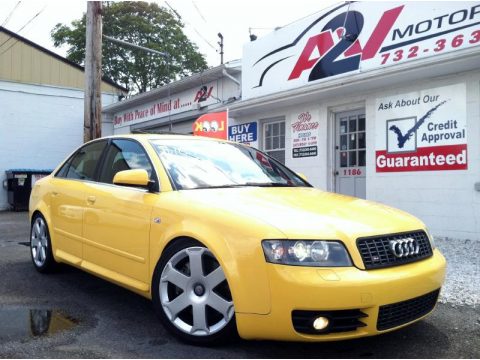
[261,240,352,267]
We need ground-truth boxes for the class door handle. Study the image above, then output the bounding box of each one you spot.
[87,195,96,205]
[52,191,59,196]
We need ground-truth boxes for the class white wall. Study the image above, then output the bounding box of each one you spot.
[366,73,480,241]
[0,80,118,210]
[232,69,480,240]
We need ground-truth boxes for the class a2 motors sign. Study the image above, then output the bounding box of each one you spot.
[375,84,467,172]
[243,2,480,99]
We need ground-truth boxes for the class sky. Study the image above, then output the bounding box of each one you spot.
[0,0,340,67]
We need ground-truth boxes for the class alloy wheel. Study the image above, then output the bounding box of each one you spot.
[31,217,48,268]
[159,246,234,337]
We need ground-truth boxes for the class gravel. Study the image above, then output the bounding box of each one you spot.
[435,237,480,307]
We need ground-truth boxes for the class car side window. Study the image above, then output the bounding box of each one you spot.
[64,141,107,181]
[99,139,153,184]
[55,160,71,178]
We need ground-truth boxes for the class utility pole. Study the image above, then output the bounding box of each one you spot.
[217,33,224,65]
[84,1,103,142]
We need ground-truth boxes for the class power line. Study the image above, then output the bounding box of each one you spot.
[1,1,22,27]
[164,1,216,51]
[191,27,216,51]
[191,1,207,23]
[0,5,46,50]
[0,5,47,56]
[14,5,46,33]
[164,1,182,21]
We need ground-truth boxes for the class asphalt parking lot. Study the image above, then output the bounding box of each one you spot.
[0,211,479,358]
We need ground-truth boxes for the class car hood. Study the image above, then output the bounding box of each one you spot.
[178,187,424,241]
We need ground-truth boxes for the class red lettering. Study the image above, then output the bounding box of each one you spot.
[288,31,335,80]
[194,86,213,102]
[344,39,363,57]
[361,6,404,60]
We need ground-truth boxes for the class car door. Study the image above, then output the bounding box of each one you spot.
[82,139,157,290]
[50,140,107,264]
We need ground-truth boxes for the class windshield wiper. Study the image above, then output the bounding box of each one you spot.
[189,184,247,190]
[189,182,298,190]
[243,182,297,187]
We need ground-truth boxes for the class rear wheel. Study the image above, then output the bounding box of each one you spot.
[30,214,57,273]
[152,239,236,344]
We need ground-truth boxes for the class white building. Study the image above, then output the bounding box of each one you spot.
[230,1,480,241]
[103,61,241,134]
[0,26,126,210]
[107,2,480,241]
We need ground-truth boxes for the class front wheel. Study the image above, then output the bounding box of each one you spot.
[152,239,236,344]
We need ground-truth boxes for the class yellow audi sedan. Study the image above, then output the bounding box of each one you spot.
[29,134,446,344]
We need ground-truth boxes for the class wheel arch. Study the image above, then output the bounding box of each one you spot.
[149,220,271,315]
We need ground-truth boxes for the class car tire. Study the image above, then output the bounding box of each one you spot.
[152,239,237,345]
[30,214,57,273]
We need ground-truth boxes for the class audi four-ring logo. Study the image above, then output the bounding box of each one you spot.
[389,238,420,258]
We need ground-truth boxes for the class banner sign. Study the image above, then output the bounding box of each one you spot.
[193,111,228,139]
[228,122,257,144]
[291,111,319,158]
[113,81,219,128]
[242,2,480,99]
[375,84,467,172]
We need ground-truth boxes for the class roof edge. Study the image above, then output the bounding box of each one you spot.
[103,61,241,114]
[0,26,128,92]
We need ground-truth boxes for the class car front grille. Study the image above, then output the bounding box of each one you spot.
[292,309,367,335]
[377,289,440,331]
[357,230,433,270]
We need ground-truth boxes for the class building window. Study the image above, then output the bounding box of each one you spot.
[263,119,285,164]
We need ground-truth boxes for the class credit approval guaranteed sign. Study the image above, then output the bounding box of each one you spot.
[242,2,480,99]
[375,84,467,172]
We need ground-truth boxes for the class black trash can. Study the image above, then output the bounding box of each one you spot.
[5,169,53,211]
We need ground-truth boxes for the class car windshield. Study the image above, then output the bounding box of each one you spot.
[150,139,311,190]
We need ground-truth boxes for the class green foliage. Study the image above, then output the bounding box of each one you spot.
[51,1,208,94]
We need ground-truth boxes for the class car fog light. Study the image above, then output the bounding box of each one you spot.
[313,316,329,330]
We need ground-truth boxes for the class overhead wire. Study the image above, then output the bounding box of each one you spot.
[1,1,22,27]
[0,4,47,57]
[165,1,216,51]
[191,1,207,23]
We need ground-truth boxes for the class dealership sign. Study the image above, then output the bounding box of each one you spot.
[113,81,219,128]
[242,2,480,99]
[291,111,319,158]
[228,122,257,144]
[192,111,228,139]
[375,84,467,172]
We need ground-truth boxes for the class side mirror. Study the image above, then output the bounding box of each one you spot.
[113,169,154,191]
[296,172,308,182]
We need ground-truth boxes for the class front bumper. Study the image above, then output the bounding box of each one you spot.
[236,249,446,341]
